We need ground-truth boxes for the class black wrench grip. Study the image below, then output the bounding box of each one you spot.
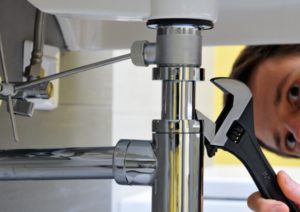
[222,103,298,211]
[223,134,298,211]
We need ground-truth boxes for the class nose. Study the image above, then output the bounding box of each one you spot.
[285,115,300,143]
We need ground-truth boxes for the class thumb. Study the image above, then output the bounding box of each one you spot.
[277,170,300,204]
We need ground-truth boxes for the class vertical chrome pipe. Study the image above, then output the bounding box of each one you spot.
[151,25,204,212]
[161,81,195,120]
[152,132,203,212]
[152,81,202,212]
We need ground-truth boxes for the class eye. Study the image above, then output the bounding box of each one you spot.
[288,84,300,102]
[286,133,297,150]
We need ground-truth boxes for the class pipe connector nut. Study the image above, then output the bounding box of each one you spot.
[130,41,156,67]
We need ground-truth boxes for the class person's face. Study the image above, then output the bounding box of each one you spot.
[249,54,300,157]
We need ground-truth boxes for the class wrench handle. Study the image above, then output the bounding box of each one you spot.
[222,103,298,211]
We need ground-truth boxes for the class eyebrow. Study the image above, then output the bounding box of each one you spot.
[274,71,293,106]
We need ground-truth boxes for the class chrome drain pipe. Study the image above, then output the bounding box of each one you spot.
[0,140,156,184]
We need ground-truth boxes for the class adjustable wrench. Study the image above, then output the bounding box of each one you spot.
[197,77,298,211]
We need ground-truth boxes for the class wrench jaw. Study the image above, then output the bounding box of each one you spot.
[209,77,252,146]
[196,110,218,157]
[196,77,252,157]
[196,77,252,147]
[211,77,252,99]
[196,77,252,156]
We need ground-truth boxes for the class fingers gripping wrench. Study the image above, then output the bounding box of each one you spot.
[197,78,298,211]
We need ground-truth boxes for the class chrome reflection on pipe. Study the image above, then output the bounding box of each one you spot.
[152,131,203,212]
[0,140,157,184]
[161,80,195,120]
[0,147,115,180]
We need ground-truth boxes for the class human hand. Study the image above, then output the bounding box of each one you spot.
[247,170,300,211]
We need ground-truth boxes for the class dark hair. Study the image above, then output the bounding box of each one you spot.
[227,45,300,157]
[230,45,300,84]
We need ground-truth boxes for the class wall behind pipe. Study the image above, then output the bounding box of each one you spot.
[0,1,113,211]
[0,50,114,212]
[0,0,115,212]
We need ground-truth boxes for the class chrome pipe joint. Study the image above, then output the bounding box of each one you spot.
[114,139,157,186]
